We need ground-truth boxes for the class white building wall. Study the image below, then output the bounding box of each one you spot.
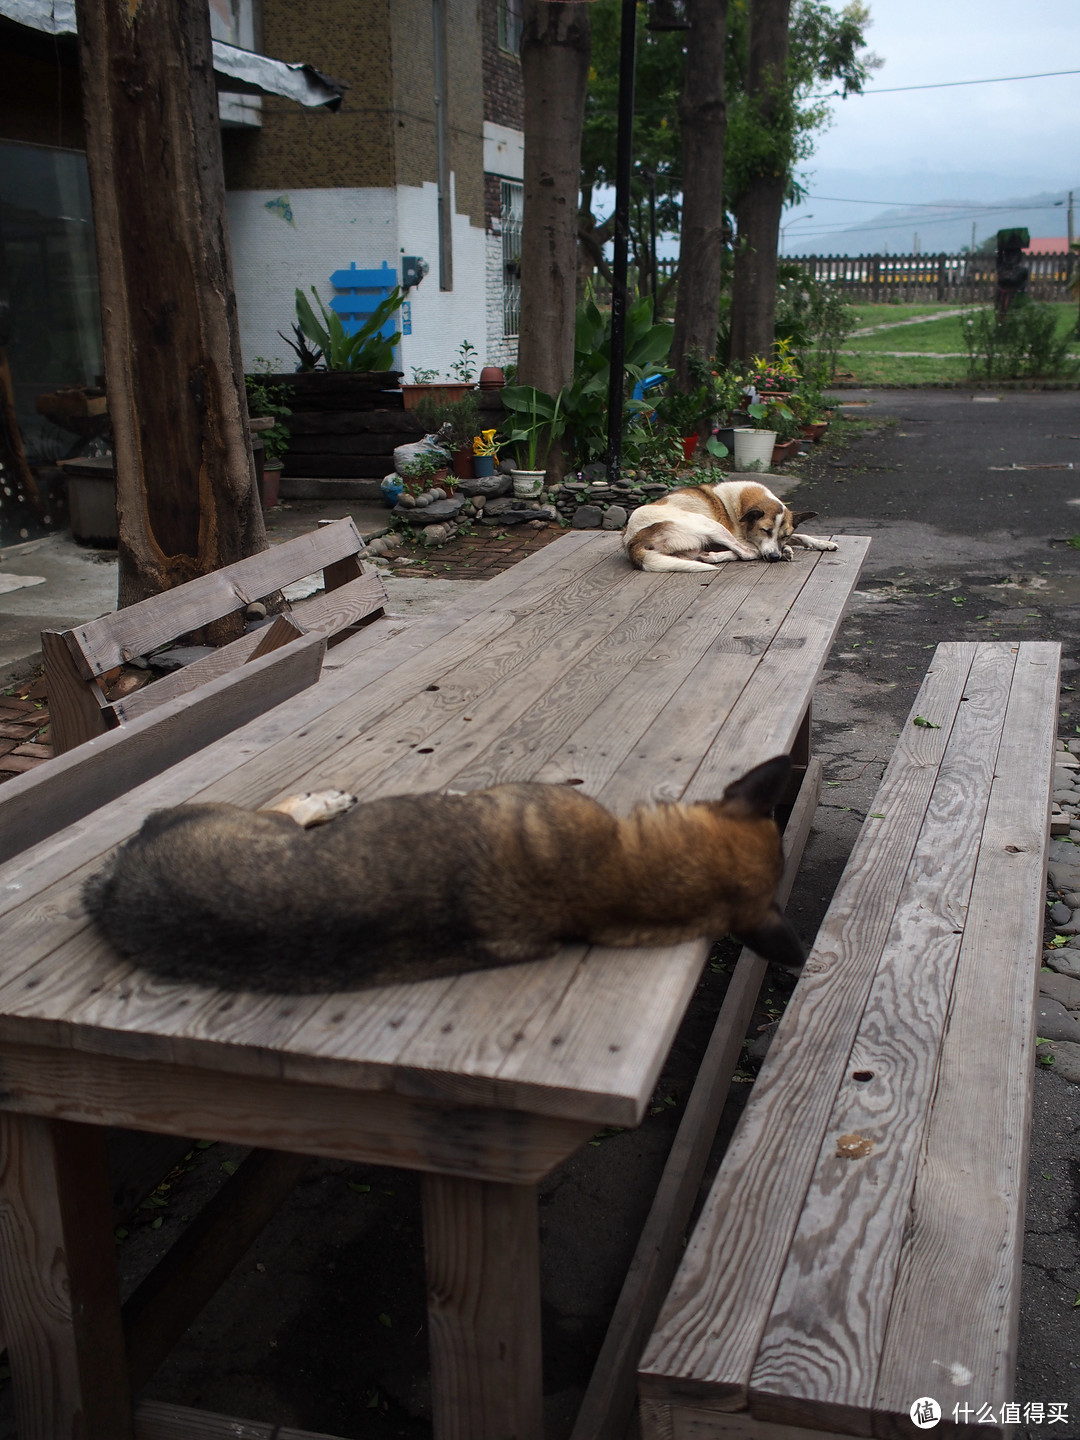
[226,179,489,379]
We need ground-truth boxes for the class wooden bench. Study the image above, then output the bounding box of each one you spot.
[41,515,386,754]
[638,640,1060,1440]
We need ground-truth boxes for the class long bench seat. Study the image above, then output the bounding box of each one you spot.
[638,640,1060,1440]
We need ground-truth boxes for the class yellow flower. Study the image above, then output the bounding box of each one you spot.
[473,428,498,457]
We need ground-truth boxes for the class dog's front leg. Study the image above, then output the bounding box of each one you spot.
[789,534,838,553]
[702,523,759,562]
[264,790,358,828]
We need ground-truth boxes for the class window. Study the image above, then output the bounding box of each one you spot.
[498,0,522,55]
[500,181,523,338]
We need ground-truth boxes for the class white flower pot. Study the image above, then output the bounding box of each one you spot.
[732,428,777,473]
[511,468,546,498]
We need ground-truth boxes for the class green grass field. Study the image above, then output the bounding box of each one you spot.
[834,302,1079,384]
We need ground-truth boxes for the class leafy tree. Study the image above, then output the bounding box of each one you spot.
[580,0,878,358]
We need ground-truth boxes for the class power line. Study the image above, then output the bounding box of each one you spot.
[856,67,1080,95]
[805,193,1078,211]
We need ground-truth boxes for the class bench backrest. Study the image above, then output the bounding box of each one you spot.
[63,516,366,679]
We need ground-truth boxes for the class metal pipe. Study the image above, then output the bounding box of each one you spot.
[605,0,637,484]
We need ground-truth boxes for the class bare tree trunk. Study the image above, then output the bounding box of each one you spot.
[728,0,790,364]
[519,0,591,398]
[670,0,728,388]
[76,0,266,623]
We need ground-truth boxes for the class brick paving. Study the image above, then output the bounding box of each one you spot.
[0,673,50,781]
[386,516,569,580]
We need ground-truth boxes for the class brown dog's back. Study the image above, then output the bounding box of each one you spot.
[83,760,804,991]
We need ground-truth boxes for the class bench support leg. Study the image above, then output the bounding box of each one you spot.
[422,1173,543,1440]
[0,1114,133,1440]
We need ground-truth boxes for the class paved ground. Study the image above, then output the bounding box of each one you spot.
[0,393,1077,1436]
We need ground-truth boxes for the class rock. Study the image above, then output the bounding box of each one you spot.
[1039,970,1080,1011]
[1045,949,1080,981]
[422,522,459,547]
[1035,1039,1080,1084]
[572,505,603,529]
[1054,789,1076,804]
[1036,996,1080,1043]
[746,1021,779,1061]
[458,473,511,498]
[602,505,629,530]
[1049,901,1074,927]
[410,497,465,524]
[484,496,514,516]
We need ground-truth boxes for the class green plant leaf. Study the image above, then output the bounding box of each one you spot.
[912,715,940,729]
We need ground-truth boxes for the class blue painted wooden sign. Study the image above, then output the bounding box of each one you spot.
[328,260,400,339]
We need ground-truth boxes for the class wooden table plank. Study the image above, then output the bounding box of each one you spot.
[747,643,1021,1433]
[638,642,977,1407]
[872,642,1059,1434]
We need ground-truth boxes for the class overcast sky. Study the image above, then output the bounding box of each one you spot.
[783,0,1080,248]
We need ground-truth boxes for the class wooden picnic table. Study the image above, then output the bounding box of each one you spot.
[0,528,869,1440]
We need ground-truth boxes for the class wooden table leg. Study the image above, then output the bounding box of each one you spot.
[422,1173,543,1440]
[0,1114,133,1440]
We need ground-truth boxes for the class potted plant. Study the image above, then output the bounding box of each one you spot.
[500,384,565,497]
[416,391,480,477]
[732,399,793,473]
[472,428,499,477]
[287,285,402,372]
[245,374,292,508]
[400,341,480,410]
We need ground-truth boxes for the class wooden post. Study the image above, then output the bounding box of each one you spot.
[0,1116,133,1440]
[75,0,267,625]
[422,1175,543,1440]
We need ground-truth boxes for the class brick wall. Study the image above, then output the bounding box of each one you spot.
[486,231,518,370]
[482,0,523,131]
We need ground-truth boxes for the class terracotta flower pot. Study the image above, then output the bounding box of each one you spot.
[260,461,282,509]
[452,447,475,479]
[770,439,800,466]
[800,421,828,443]
[478,366,505,390]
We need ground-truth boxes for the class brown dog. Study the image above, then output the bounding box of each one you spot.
[623,479,838,572]
[83,758,804,992]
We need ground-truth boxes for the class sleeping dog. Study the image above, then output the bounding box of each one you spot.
[82,758,805,993]
[624,480,838,573]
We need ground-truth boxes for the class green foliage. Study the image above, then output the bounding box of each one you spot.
[746,399,795,434]
[775,262,857,380]
[500,385,566,470]
[962,300,1077,381]
[244,374,292,462]
[502,298,674,467]
[449,340,479,383]
[415,391,481,450]
[293,286,402,372]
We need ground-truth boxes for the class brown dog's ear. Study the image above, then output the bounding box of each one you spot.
[721,755,791,816]
[790,510,818,529]
[740,506,765,526]
[735,907,805,969]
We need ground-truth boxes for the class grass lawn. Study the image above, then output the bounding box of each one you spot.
[848,303,957,329]
[835,302,1080,383]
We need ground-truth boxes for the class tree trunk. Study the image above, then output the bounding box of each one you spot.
[670,0,728,388]
[728,0,790,365]
[519,0,591,398]
[76,0,266,622]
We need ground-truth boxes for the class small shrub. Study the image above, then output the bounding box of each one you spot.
[962,300,1076,381]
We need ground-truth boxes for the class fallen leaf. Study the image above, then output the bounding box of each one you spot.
[836,1133,874,1159]
[912,716,941,729]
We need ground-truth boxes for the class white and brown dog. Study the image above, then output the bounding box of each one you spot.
[623,480,838,573]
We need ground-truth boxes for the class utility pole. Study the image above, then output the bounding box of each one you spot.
[971,221,976,253]
[1069,190,1075,249]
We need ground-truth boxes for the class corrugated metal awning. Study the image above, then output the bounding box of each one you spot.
[0,0,345,110]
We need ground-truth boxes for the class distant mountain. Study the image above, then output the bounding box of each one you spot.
[784,183,1077,257]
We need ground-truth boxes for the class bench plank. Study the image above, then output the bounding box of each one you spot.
[638,642,1059,1440]
[0,634,326,867]
[638,642,980,1409]
[66,518,365,677]
[873,641,1058,1431]
[748,644,1023,1432]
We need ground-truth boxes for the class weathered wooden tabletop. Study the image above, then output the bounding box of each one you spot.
[0,528,871,1440]
[0,531,869,1132]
